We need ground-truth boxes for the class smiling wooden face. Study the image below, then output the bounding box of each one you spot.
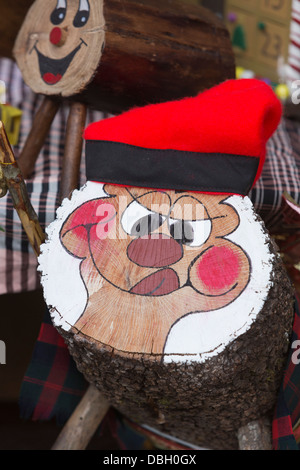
[13,0,105,96]
[59,184,251,356]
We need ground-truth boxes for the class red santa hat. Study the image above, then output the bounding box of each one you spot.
[84,78,282,196]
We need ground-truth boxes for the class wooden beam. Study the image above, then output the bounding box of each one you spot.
[13,0,235,114]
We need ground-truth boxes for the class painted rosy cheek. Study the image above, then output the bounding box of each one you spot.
[94,203,116,240]
[196,245,240,293]
[65,200,116,241]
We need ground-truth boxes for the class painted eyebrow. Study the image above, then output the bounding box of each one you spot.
[173,194,208,205]
[125,187,172,208]
[170,196,228,222]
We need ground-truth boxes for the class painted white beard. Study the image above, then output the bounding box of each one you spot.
[38,181,274,364]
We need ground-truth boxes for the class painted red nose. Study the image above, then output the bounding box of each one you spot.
[127,234,183,268]
[50,27,66,46]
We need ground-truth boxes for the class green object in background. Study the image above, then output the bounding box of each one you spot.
[232,24,247,51]
[257,21,266,31]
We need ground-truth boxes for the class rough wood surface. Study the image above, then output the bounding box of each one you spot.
[51,384,110,450]
[13,0,235,114]
[59,257,293,450]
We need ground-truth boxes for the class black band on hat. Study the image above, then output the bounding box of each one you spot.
[85,140,259,196]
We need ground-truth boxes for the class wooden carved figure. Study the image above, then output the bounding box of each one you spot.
[13,0,105,98]
[13,0,234,112]
[12,0,235,194]
[38,78,295,450]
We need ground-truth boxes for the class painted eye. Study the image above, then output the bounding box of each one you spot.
[73,0,90,27]
[121,200,165,237]
[168,218,211,247]
[50,0,67,25]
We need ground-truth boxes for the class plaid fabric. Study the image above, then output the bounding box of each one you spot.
[249,117,300,233]
[2,57,300,449]
[0,58,105,294]
[272,297,300,450]
[19,306,88,425]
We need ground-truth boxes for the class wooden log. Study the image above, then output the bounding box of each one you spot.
[38,182,295,450]
[13,0,235,114]
[37,79,294,449]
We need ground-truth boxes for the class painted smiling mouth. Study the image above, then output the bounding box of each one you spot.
[32,39,87,85]
[130,268,180,296]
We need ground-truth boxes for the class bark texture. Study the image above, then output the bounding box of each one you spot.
[80,0,235,113]
[56,236,294,450]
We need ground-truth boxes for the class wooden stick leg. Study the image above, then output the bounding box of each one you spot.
[51,385,110,450]
[59,102,87,202]
[17,96,60,179]
[237,419,272,450]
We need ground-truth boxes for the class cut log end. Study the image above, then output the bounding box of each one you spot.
[39,184,295,449]
[13,0,105,99]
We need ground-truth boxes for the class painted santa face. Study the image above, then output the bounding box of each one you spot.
[61,185,249,297]
[13,0,105,96]
[57,184,251,356]
[38,182,274,362]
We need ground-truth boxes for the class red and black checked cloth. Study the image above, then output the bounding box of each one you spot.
[272,297,300,450]
[2,57,300,449]
[19,306,88,424]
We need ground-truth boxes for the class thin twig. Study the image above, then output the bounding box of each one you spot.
[0,121,45,257]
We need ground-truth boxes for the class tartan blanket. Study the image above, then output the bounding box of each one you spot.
[272,297,300,450]
[19,307,88,426]
[2,57,300,449]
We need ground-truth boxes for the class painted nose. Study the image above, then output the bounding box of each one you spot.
[127,234,183,268]
[49,27,67,46]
